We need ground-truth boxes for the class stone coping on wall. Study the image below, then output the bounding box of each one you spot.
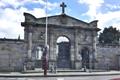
[97,44,120,48]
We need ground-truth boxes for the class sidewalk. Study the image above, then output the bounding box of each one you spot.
[0,71,120,77]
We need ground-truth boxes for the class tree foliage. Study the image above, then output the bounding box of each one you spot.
[98,26,120,44]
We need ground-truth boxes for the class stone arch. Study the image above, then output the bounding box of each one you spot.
[56,35,71,55]
[81,47,90,69]
[56,35,70,43]
[56,36,71,68]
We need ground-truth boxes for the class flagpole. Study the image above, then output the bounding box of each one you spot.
[43,0,48,76]
[45,0,48,47]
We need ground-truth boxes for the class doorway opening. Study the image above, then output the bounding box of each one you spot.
[81,47,90,69]
[56,36,71,68]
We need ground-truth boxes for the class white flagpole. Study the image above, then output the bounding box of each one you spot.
[45,0,48,47]
[43,0,48,76]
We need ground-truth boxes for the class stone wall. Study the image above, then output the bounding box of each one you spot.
[96,44,120,70]
[0,38,120,71]
[0,39,25,72]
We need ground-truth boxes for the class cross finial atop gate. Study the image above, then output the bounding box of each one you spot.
[60,2,67,14]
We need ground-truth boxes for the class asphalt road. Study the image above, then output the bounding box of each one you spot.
[0,75,120,80]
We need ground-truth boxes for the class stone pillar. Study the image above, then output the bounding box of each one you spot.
[89,20,98,69]
[75,29,79,60]
[93,35,97,57]
[91,32,97,69]
[49,32,56,69]
[28,33,32,59]
[28,26,32,59]
[70,45,75,69]
[25,26,34,70]
[74,29,81,69]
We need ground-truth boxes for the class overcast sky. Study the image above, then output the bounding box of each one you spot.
[0,0,120,39]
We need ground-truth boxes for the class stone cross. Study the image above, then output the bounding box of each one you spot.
[60,2,67,14]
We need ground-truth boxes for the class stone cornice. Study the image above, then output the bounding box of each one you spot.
[21,22,100,31]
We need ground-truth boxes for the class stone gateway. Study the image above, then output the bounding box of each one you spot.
[21,11,99,70]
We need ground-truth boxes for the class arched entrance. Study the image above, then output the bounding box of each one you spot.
[81,47,90,69]
[56,36,71,68]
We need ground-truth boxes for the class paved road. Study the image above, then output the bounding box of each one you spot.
[0,75,120,80]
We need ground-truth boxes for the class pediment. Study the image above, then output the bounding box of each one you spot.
[37,14,89,27]
[22,12,99,30]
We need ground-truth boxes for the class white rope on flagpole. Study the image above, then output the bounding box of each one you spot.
[45,0,48,47]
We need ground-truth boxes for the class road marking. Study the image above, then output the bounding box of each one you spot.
[57,78,64,80]
[111,78,120,80]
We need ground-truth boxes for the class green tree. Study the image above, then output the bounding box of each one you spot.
[99,26,120,44]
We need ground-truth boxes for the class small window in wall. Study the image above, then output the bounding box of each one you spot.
[36,46,43,60]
